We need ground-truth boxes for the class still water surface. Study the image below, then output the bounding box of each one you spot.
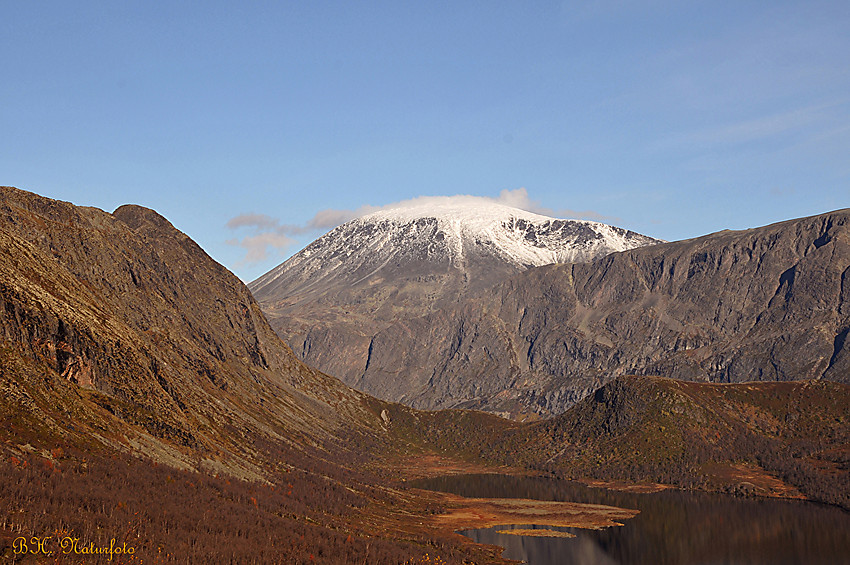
[412,474,850,565]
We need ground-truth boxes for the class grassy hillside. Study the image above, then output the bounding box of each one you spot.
[498,376,850,508]
[372,375,849,509]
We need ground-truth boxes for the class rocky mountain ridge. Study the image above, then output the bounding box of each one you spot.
[251,198,660,387]
[355,208,850,417]
[0,186,384,479]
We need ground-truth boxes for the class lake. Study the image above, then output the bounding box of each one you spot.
[412,474,850,565]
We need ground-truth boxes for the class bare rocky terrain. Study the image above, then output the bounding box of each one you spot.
[257,206,850,418]
[250,201,660,409]
[0,186,384,476]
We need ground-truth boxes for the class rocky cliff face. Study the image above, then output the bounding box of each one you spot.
[251,199,660,388]
[348,209,850,417]
[0,186,381,477]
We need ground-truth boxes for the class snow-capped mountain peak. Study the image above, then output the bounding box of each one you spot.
[250,198,660,298]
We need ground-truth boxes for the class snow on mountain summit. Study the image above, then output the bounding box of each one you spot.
[356,197,654,267]
[250,196,661,297]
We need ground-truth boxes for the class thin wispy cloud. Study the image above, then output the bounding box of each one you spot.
[226,188,616,267]
[660,103,842,149]
[492,188,621,223]
[225,232,297,267]
[225,213,280,231]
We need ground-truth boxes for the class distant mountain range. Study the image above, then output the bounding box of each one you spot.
[250,198,660,401]
[253,201,850,419]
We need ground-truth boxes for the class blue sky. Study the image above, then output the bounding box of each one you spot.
[3,1,849,281]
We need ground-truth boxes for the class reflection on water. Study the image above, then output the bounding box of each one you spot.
[412,474,850,565]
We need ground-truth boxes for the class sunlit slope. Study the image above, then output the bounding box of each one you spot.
[0,185,389,476]
[497,376,850,508]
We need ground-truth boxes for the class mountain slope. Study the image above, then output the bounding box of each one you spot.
[355,209,850,417]
[383,374,850,508]
[0,186,386,476]
[512,376,850,508]
[0,186,515,564]
[251,197,660,386]
[1,187,846,563]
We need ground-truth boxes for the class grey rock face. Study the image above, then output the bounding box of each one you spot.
[360,210,850,417]
[254,200,849,419]
[250,203,660,402]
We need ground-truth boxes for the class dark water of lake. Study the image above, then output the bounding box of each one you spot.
[412,474,850,565]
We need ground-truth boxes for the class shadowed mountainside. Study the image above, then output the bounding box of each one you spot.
[353,209,850,417]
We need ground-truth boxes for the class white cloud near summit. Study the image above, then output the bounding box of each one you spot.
[225,232,297,265]
[226,188,616,267]
[491,188,620,223]
[293,188,617,225]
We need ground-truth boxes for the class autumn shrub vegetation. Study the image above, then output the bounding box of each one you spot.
[0,446,475,564]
